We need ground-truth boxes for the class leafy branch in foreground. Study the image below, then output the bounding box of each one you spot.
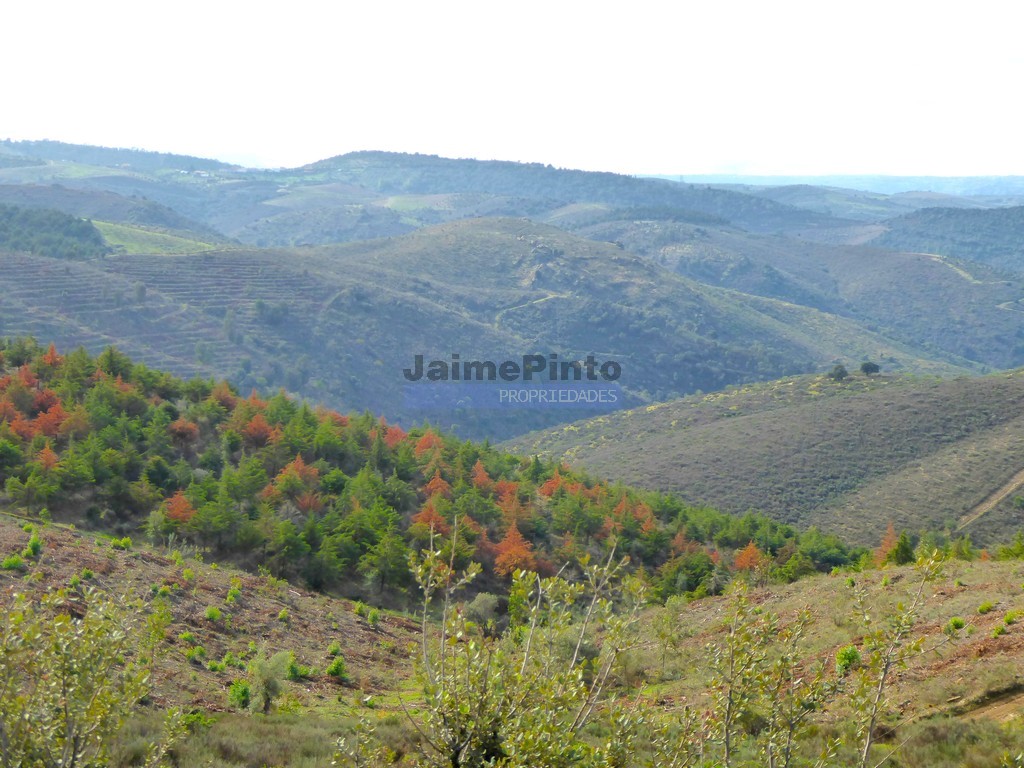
[370,523,645,768]
[0,585,182,768]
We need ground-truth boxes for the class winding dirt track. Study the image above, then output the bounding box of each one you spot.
[957,466,1024,531]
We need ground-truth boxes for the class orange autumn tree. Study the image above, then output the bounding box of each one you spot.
[35,444,60,472]
[471,459,493,492]
[875,521,899,567]
[165,491,196,524]
[734,541,766,572]
[424,469,452,499]
[494,521,536,577]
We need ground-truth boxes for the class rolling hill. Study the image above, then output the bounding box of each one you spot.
[504,370,1024,546]
[0,217,978,440]
[869,205,1024,273]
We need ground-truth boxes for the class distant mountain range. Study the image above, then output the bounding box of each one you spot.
[1,139,1023,441]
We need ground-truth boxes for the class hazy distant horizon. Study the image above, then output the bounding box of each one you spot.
[4,2,1022,178]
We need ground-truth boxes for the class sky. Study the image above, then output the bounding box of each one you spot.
[3,1,1023,176]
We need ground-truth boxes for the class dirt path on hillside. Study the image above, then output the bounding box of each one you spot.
[963,689,1024,723]
[957,466,1024,531]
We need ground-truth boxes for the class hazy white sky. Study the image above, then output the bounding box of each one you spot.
[4,1,1022,175]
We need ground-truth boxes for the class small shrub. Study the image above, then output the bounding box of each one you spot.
[228,679,251,710]
[354,601,369,618]
[992,624,1007,638]
[205,606,222,622]
[182,568,195,583]
[836,645,861,677]
[178,631,197,645]
[954,578,965,587]
[327,641,342,657]
[206,660,226,672]
[23,533,42,559]
[367,609,382,628]
[181,710,213,732]
[277,608,289,623]
[111,536,132,550]
[69,574,81,588]
[1,554,25,571]
[80,567,94,580]
[225,587,241,605]
[222,651,245,669]
[844,577,856,588]
[945,616,966,636]
[326,655,348,681]
[185,646,207,663]
[284,653,312,681]
[978,601,995,615]
[157,585,171,597]
[1004,610,1023,626]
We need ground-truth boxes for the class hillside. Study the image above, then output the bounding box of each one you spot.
[0,218,975,440]
[566,214,1024,370]
[4,513,1024,767]
[504,370,1024,546]
[870,205,1024,273]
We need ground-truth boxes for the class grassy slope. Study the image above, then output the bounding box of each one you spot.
[94,221,219,255]
[505,371,1024,545]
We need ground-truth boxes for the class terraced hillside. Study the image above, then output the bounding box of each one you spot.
[0,218,973,440]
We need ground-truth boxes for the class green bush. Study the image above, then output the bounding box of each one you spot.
[228,679,251,710]
[205,606,222,622]
[326,655,348,681]
[367,608,382,628]
[978,601,995,615]
[835,644,861,677]
[23,533,42,559]
[945,616,966,636]
[277,608,289,623]
[1,554,25,571]
[185,646,207,664]
[327,640,342,657]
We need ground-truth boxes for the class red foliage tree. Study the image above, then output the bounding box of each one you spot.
[32,389,59,416]
[471,460,493,492]
[165,491,196,523]
[35,444,60,472]
[33,402,68,438]
[414,431,443,459]
[9,414,35,441]
[168,417,200,445]
[40,343,63,369]
[734,541,766,572]
[242,413,274,447]
[410,502,451,537]
[383,424,407,449]
[424,469,452,499]
[209,381,238,410]
[494,522,536,577]
[538,468,563,497]
[0,397,18,423]
[874,521,899,567]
